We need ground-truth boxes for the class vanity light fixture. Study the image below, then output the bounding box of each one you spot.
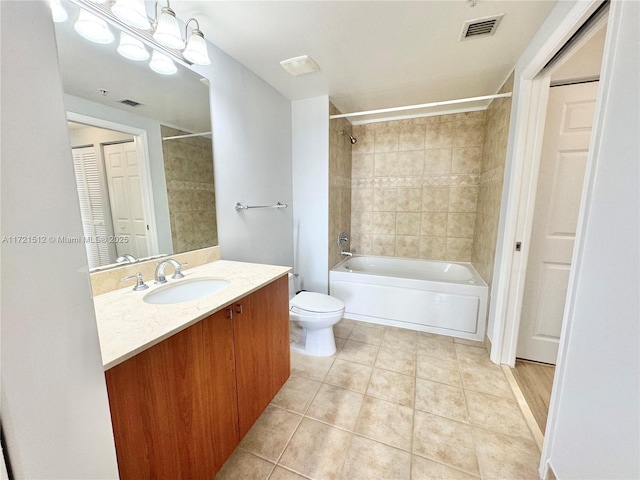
[111,0,151,30]
[117,32,150,61]
[152,0,184,50]
[149,50,177,75]
[68,0,212,75]
[182,18,211,66]
[74,9,114,44]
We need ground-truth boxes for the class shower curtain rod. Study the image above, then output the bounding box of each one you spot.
[329,93,512,120]
[162,131,212,141]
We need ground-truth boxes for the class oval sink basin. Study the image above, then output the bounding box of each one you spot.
[143,278,230,305]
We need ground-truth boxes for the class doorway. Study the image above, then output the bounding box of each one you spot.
[507,5,608,437]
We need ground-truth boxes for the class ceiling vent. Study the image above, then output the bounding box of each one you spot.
[119,99,143,107]
[459,14,504,41]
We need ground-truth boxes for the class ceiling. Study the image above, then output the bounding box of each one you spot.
[176,0,557,120]
[54,1,558,127]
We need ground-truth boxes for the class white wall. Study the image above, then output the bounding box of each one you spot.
[0,1,119,477]
[205,45,293,267]
[64,94,173,253]
[543,1,639,477]
[292,96,330,293]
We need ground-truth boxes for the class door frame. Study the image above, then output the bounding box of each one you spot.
[66,112,159,258]
[488,0,608,367]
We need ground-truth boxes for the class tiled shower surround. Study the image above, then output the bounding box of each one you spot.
[329,103,353,268]
[472,75,514,286]
[350,111,486,262]
[161,126,218,253]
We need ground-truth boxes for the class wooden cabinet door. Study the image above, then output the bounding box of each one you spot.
[233,275,290,438]
[105,307,239,479]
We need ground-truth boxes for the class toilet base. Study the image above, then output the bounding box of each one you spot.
[290,325,336,357]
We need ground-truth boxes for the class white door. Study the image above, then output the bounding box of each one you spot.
[517,82,598,364]
[103,141,149,259]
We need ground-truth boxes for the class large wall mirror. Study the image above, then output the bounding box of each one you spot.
[53,1,217,271]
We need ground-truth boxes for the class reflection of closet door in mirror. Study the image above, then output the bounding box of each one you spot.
[103,142,149,259]
[72,146,116,269]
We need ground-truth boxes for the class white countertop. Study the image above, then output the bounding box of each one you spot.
[93,260,291,370]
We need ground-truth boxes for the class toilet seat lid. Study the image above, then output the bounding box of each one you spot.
[290,292,344,314]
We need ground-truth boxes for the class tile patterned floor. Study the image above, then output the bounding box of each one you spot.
[216,320,541,480]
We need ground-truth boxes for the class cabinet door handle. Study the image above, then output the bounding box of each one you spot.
[235,304,243,314]
[226,307,233,320]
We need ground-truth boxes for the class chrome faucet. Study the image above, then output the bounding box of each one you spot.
[340,251,353,257]
[116,254,138,264]
[154,258,187,284]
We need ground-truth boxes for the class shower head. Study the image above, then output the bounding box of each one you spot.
[340,130,357,144]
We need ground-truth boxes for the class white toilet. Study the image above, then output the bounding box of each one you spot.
[288,273,345,357]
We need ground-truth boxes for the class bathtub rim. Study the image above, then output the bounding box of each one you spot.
[331,255,488,287]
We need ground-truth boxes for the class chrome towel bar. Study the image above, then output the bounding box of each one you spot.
[235,202,288,211]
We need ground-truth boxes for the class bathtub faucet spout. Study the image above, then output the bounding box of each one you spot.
[341,251,353,257]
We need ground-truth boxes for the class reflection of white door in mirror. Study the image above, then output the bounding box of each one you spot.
[103,141,149,260]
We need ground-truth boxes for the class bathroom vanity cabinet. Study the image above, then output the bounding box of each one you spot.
[104,275,289,479]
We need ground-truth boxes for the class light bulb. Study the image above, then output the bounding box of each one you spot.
[183,30,211,66]
[152,7,184,49]
[117,32,150,61]
[74,10,114,44]
[149,50,177,75]
[112,0,151,30]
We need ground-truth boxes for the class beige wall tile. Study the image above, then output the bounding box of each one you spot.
[352,153,374,177]
[374,131,399,153]
[352,188,374,211]
[425,122,454,148]
[397,188,422,212]
[424,148,452,174]
[399,125,426,151]
[398,150,425,176]
[372,212,396,234]
[447,213,477,238]
[373,188,398,212]
[351,211,373,233]
[422,187,450,212]
[395,235,420,258]
[446,238,473,262]
[471,74,512,287]
[352,131,374,154]
[420,213,448,237]
[373,152,399,176]
[351,233,373,255]
[449,187,479,212]
[396,213,421,236]
[453,119,485,147]
[350,109,495,265]
[419,236,447,260]
[372,234,396,256]
[452,147,482,174]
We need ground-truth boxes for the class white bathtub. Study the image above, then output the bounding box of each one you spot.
[330,256,488,341]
